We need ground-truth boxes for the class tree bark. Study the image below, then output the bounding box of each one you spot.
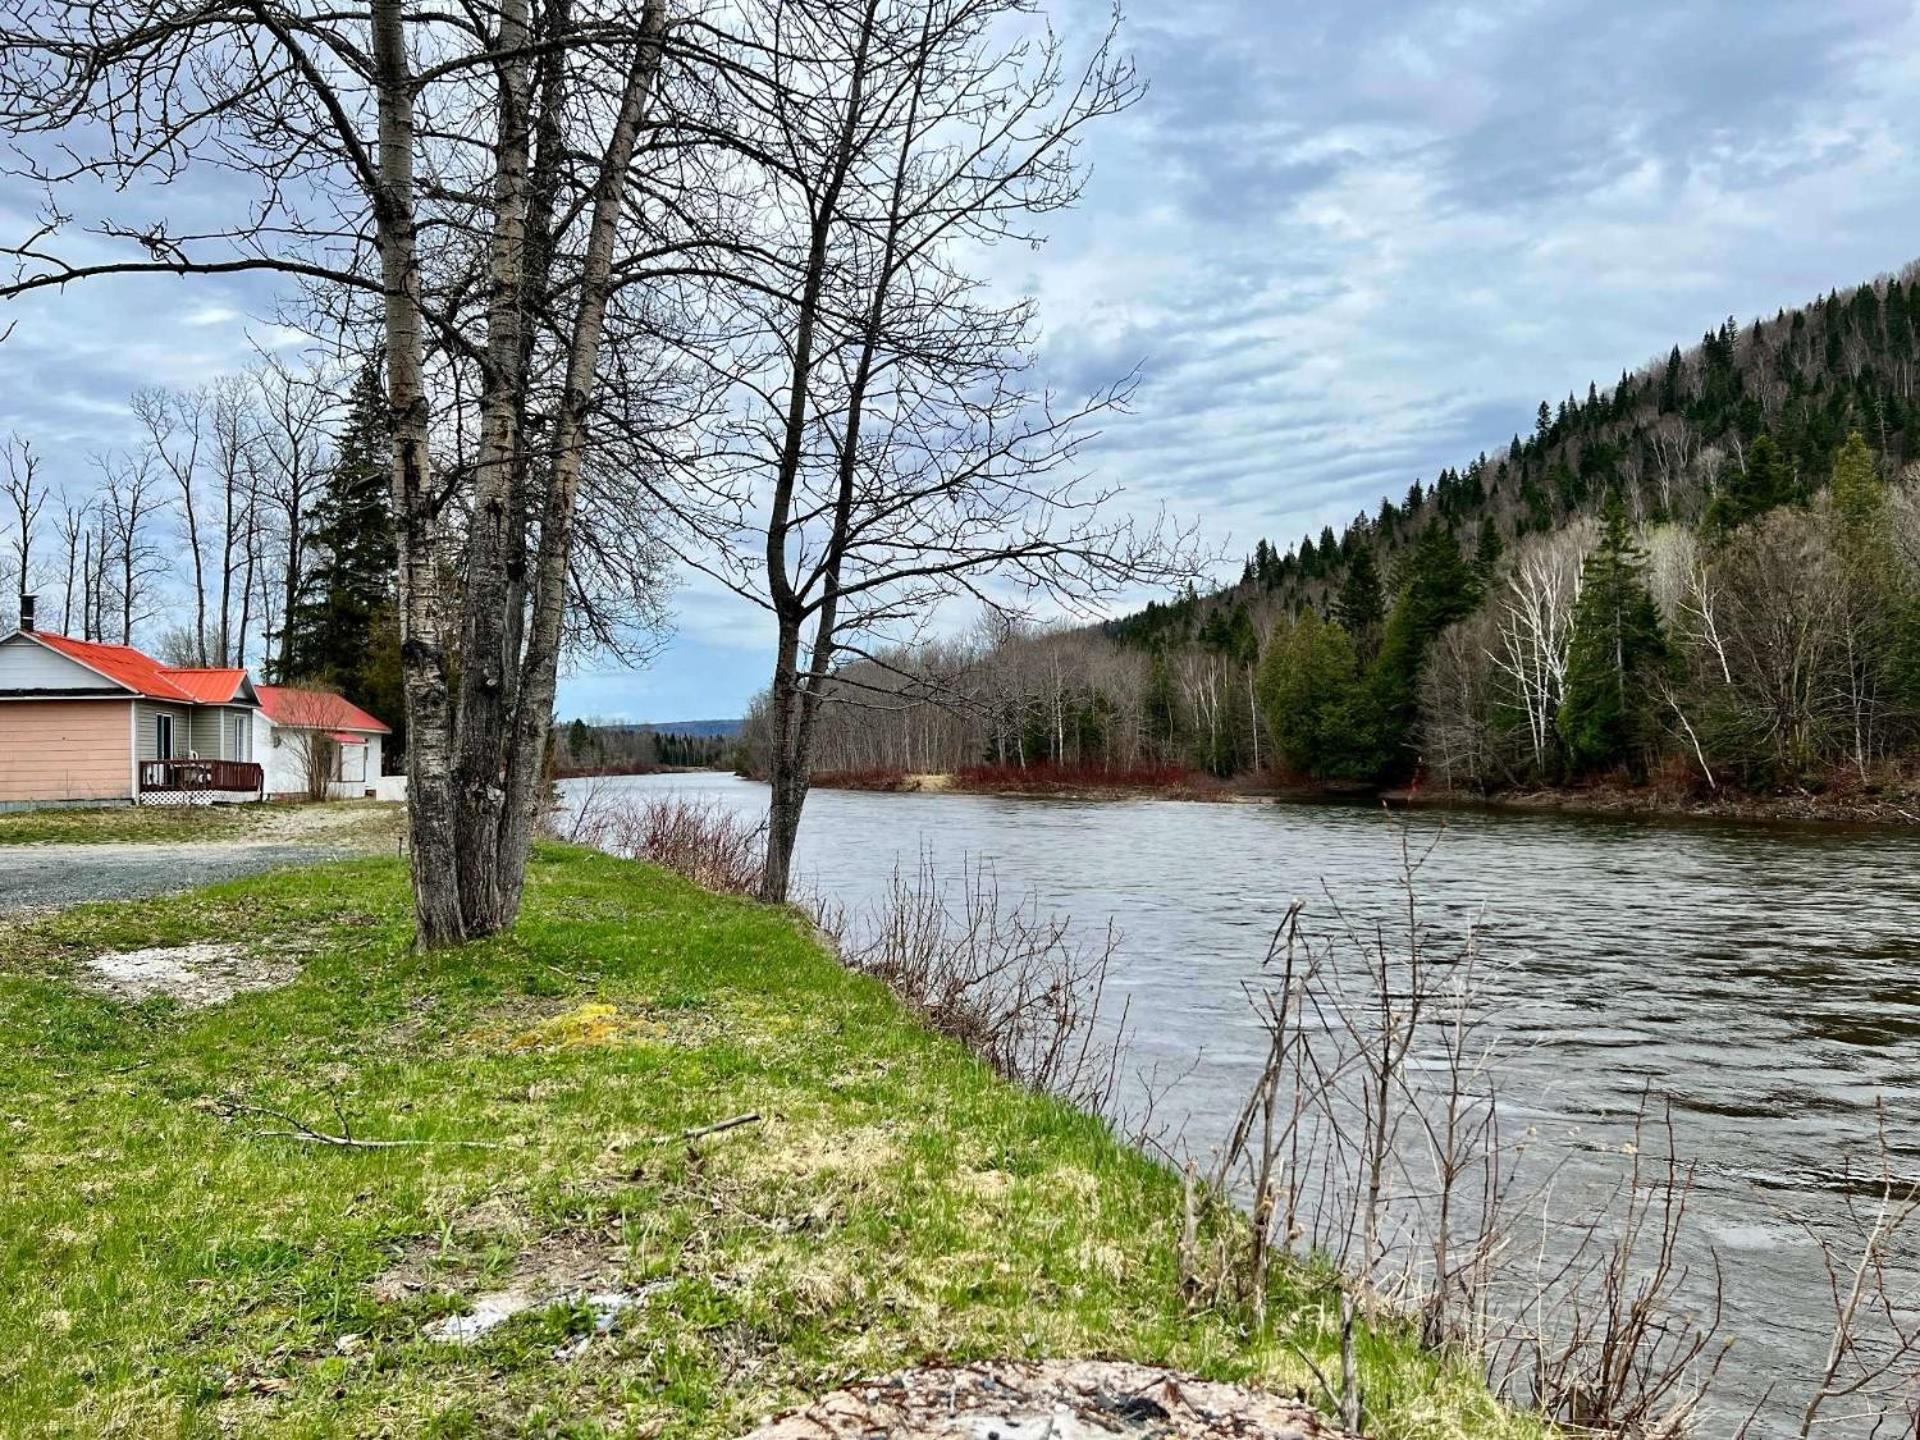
[452,0,536,935]
[373,0,464,949]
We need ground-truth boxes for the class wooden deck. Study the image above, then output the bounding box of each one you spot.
[137,759,265,803]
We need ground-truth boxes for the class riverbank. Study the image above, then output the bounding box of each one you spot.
[806,765,1920,825]
[1391,772,1920,826]
[0,845,1537,1439]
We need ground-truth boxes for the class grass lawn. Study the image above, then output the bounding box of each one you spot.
[0,845,1542,1439]
[0,800,404,848]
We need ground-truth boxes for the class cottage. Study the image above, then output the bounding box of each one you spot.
[0,600,395,810]
[254,685,392,801]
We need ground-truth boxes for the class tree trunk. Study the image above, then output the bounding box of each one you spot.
[373,0,463,949]
[760,615,808,903]
[492,5,667,927]
[452,0,536,935]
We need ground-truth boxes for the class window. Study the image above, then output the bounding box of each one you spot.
[228,712,252,760]
[338,742,367,784]
[154,713,174,760]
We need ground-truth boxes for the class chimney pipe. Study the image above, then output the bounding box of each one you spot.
[19,594,34,634]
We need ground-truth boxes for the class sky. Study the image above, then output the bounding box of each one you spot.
[6,0,1920,721]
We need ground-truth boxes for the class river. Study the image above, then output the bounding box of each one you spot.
[563,771,1920,1433]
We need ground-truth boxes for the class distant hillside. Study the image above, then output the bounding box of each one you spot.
[1115,260,1920,643]
[739,261,1920,804]
[621,719,742,738]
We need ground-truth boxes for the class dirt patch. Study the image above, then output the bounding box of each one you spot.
[742,1359,1356,1439]
[371,1213,648,1350]
[248,802,405,843]
[81,943,296,1008]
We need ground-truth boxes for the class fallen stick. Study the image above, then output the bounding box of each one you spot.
[653,1112,762,1146]
[217,1099,509,1151]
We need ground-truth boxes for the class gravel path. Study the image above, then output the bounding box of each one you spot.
[0,842,350,915]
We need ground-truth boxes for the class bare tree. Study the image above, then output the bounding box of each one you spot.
[211,375,262,665]
[251,359,336,682]
[95,450,167,644]
[1487,523,1591,775]
[2,432,46,623]
[272,686,348,802]
[52,490,87,635]
[133,386,212,663]
[699,0,1190,901]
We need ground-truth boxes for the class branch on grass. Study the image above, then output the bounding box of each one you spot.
[214,1098,511,1150]
[650,1112,762,1146]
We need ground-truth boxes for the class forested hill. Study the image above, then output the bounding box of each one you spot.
[741,263,1920,801]
[1116,262,1920,646]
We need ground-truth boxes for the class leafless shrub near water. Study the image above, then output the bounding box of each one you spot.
[1181,821,1728,1437]
[1780,1106,1920,1439]
[832,853,1128,1113]
[552,787,767,897]
[555,788,1126,1110]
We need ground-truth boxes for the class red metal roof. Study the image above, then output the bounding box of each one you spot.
[30,633,196,702]
[15,635,389,733]
[256,685,391,735]
[161,667,249,703]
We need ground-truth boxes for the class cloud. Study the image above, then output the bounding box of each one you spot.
[6,0,1920,721]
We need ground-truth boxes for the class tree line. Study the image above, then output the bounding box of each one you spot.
[557,721,727,775]
[739,268,1920,797]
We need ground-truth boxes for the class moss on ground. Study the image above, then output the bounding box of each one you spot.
[0,845,1546,1439]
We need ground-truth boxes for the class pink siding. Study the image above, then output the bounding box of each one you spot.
[0,700,134,802]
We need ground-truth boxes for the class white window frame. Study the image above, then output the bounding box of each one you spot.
[154,712,174,760]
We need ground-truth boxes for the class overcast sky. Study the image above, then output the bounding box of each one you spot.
[5,0,1919,720]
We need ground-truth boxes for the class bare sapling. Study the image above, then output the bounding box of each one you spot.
[1487,1096,1729,1435]
[1791,1102,1920,1437]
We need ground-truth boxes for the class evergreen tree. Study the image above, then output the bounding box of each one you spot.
[1257,612,1367,779]
[1366,525,1481,776]
[567,718,595,767]
[1474,517,1504,581]
[1143,652,1181,756]
[1557,498,1668,776]
[1704,433,1795,534]
[284,357,404,757]
[1335,545,1384,639]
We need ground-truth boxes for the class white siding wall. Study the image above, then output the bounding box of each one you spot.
[0,635,123,692]
[255,714,386,798]
[256,711,302,796]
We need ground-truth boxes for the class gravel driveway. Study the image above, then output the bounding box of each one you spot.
[0,842,351,915]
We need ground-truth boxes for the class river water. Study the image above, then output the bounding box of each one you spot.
[566,771,1920,1433]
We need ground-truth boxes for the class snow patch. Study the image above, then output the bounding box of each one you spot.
[82,943,296,1008]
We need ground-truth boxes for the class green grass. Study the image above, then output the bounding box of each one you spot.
[0,845,1544,1439]
[0,802,263,844]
